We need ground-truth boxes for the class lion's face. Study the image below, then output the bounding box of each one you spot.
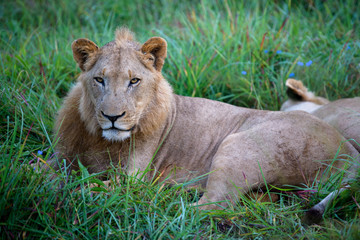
[84,48,157,141]
[71,28,172,141]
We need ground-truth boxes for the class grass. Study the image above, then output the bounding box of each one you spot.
[1,0,360,238]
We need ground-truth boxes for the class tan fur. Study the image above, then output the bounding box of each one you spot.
[282,79,360,152]
[51,29,359,210]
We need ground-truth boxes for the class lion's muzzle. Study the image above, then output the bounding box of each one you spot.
[99,111,136,141]
[101,111,126,123]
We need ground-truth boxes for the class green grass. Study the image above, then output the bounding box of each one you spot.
[1,0,360,238]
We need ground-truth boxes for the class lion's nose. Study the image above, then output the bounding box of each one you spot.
[101,111,126,123]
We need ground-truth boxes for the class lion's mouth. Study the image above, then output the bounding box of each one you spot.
[103,126,135,132]
[101,125,135,141]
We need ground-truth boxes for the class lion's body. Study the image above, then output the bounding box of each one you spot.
[53,29,359,209]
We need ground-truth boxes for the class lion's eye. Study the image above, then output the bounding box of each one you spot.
[129,78,141,86]
[94,77,104,85]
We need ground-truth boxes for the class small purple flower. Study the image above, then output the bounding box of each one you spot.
[33,167,36,171]
[297,61,304,66]
[289,73,295,77]
[241,71,247,75]
[306,60,313,66]
[37,150,43,155]
[276,50,282,54]
[346,45,351,50]
[264,49,269,53]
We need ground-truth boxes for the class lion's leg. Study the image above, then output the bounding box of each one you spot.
[193,132,279,210]
[125,140,162,180]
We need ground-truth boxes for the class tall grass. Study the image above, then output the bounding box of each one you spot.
[1,0,360,238]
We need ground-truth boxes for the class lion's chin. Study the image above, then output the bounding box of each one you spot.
[102,129,131,142]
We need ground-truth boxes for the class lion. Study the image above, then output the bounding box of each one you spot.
[281,78,360,223]
[50,28,359,216]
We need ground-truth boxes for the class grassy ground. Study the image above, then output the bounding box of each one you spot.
[1,0,360,238]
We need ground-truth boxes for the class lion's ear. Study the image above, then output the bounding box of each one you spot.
[72,38,99,71]
[141,37,167,71]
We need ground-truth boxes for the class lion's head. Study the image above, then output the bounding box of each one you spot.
[71,28,173,141]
